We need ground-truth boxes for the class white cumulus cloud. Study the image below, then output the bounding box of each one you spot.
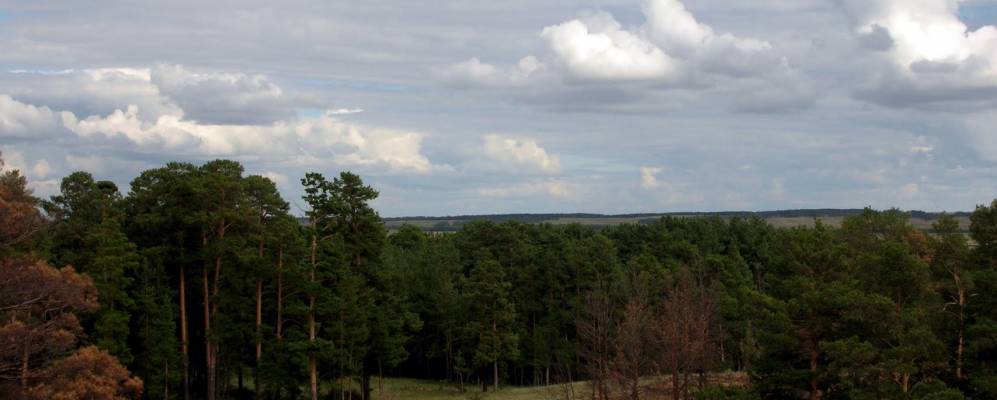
[842,0,997,108]
[439,0,808,112]
[61,105,435,173]
[483,134,561,174]
[0,95,68,139]
[541,17,679,81]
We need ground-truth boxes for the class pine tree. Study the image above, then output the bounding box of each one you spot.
[126,162,202,400]
[463,258,518,392]
[45,173,138,366]
[131,250,179,400]
[88,218,139,365]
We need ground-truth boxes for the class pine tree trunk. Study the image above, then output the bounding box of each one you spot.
[180,264,190,400]
[957,323,965,380]
[276,247,284,340]
[255,277,262,396]
[809,347,821,400]
[20,343,29,390]
[256,239,263,361]
[164,361,170,400]
[672,371,680,400]
[204,263,215,400]
[360,360,372,400]
[309,233,318,400]
[956,280,966,380]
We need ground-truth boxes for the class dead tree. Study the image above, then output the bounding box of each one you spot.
[577,292,614,400]
[655,266,718,400]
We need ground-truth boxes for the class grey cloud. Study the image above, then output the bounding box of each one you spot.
[150,64,296,124]
[0,69,182,121]
[854,71,997,111]
[857,24,893,51]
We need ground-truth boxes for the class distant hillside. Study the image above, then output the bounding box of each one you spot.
[382,209,972,232]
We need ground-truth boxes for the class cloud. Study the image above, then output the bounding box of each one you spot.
[4,2,996,215]
[31,159,51,179]
[449,0,785,84]
[478,179,570,198]
[841,0,997,109]
[1,65,440,175]
[964,111,997,162]
[900,182,921,199]
[0,95,67,138]
[640,166,662,189]
[439,0,810,113]
[0,148,53,183]
[3,65,297,125]
[2,68,182,121]
[438,57,544,87]
[482,134,561,174]
[65,154,107,173]
[0,149,28,173]
[326,108,364,115]
[540,17,679,81]
[636,165,707,208]
[768,177,786,199]
[61,105,436,173]
[150,64,294,124]
[261,171,289,186]
[642,0,783,78]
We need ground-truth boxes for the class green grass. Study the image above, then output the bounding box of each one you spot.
[369,373,748,400]
[369,378,582,400]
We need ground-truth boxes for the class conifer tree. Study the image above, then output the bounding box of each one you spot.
[463,258,518,392]
[45,173,138,365]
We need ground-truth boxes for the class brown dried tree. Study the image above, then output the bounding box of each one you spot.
[0,258,99,396]
[26,346,143,400]
[655,267,718,400]
[611,295,657,400]
[0,152,142,399]
[0,156,46,252]
[577,291,614,400]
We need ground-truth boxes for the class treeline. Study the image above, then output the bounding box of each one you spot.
[2,154,997,399]
[383,210,971,233]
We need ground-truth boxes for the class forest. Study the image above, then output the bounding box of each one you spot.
[3,153,997,400]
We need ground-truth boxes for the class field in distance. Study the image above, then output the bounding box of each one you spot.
[383,209,971,233]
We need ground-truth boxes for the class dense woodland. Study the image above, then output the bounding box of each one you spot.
[3,153,997,400]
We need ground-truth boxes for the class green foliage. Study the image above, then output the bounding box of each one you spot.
[45,172,139,365]
[23,157,997,400]
[464,259,519,376]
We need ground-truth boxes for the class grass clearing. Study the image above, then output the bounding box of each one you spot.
[369,373,748,400]
[370,378,579,400]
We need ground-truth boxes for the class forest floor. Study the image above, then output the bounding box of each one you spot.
[369,373,749,400]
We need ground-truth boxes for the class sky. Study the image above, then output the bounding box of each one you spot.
[1,0,997,216]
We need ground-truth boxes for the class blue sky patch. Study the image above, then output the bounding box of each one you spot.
[960,3,997,30]
[296,108,326,119]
